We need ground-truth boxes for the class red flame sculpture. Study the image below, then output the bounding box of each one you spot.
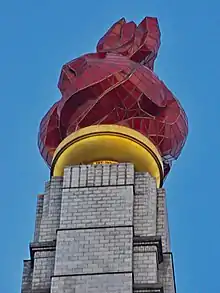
[38,17,188,178]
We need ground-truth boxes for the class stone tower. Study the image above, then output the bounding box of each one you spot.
[21,16,188,293]
[21,163,176,293]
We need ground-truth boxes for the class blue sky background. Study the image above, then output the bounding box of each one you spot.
[0,1,219,292]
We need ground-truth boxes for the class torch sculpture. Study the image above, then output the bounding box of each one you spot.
[38,17,188,187]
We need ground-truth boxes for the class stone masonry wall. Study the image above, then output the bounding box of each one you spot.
[21,163,176,293]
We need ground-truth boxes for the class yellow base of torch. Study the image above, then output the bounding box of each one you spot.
[51,125,164,187]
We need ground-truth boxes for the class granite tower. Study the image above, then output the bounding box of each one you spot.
[21,17,188,293]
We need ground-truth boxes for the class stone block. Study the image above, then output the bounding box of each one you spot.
[54,227,133,275]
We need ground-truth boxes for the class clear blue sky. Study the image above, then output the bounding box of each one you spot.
[0,1,219,292]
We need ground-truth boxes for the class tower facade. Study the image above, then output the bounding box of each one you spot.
[21,16,188,293]
[21,163,176,293]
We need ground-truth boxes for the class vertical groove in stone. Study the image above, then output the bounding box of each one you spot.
[33,194,44,242]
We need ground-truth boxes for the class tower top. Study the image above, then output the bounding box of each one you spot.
[38,17,188,186]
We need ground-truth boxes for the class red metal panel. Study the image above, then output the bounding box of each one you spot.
[38,17,188,178]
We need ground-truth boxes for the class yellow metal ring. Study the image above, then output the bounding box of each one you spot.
[51,125,164,187]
